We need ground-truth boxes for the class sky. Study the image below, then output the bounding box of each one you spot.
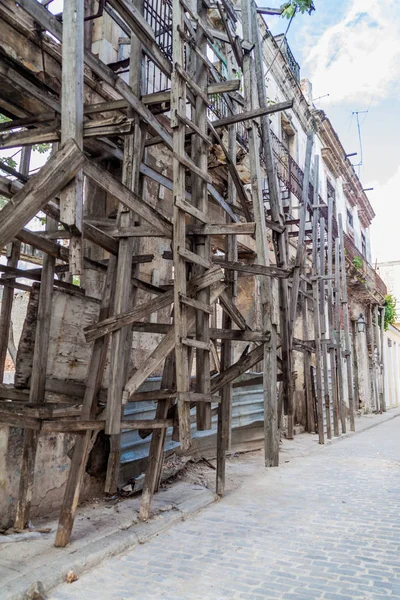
[267,0,400,264]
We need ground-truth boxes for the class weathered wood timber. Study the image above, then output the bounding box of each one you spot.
[0,140,85,249]
[15,217,56,529]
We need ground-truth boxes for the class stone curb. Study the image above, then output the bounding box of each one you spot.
[308,408,400,455]
[2,490,216,600]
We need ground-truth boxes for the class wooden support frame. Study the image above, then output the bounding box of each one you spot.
[311,159,324,444]
[338,213,356,431]
[0,0,366,546]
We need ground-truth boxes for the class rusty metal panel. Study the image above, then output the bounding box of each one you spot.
[121,377,264,467]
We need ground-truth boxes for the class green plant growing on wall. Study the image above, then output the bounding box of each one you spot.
[353,256,363,271]
[350,255,366,284]
[380,294,397,331]
[281,0,315,18]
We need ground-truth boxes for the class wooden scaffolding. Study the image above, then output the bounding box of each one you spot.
[0,0,361,546]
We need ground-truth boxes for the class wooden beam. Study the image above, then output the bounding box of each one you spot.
[83,159,173,237]
[213,258,291,278]
[55,256,117,547]
[15,217,56,529]
[123,282,226,402]
[0,242,20,380]
[250,1,291,446]
[17,0,174,152]
[311,160,324,445]
[207,120,252,222]
[338,213,356,431]
[210,99,293,128]
[211,344,265,393]
[0,140,85,250]
[327,195,340,437]
[207,80,241,95]
[189,223,256,236]
[60,0,84,274]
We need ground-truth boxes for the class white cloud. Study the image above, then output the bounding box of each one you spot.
[370,165,400,262]
[304,0,400,104]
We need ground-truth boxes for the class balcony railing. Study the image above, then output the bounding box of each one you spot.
[139,0,386,301]
[273,35,300,83]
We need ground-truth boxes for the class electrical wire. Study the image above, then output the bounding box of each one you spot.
[325,12,363,70]
[263,13,295,80]
[355,111,363,176]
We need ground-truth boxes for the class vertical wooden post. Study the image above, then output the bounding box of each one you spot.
[327,196,339,436]
[250,0,292,442]
[139,353,175,520]
[106,0,147,491]
[374,304,385,413]
[371,304,381,413]
[380,306,387,412]
[351,318,361,412]
[216,42,237,495]
[338,213,355,431]
[245,0,278,466]
[301,279,314,432]
[0,146,30,379]
[15,216,56,529]
[55,256,117,546]
[193,0,211,432]
[289,132,314,331]
[60,0,84,274]
[319,218,332,439]
[334,237,346,433]
[172,0,191,449]
[367,304,378,412]
[0,242,20,380]
[311,158,324,444]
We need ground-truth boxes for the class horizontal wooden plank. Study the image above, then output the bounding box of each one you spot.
[181,337,211,351]
[179,293,213,314]
[125,322,269,342]
[0,385,29,401]
[0,411,40,430]
[175,198,209,224]
[84,289,174,342]
[121,419,174,430]
[16,229,70,262]
[176,111,212,146]
[172,152,212,184]
[178,392,221,403]
[179,246,211,269]
[207,80,241,95]
[128,390,177,402]
[41,419,105,432]
[210,99,294,128]
[213,258,292,278]
[107,226,169,238]
[188,223,256,236]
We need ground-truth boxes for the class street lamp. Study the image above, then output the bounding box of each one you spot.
[357,313,367,333]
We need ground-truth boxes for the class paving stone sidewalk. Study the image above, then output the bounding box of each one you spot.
[48,413,400,600]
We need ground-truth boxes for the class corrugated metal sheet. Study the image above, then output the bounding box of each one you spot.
[121,377,264,467]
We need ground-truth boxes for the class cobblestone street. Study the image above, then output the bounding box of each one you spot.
[50,418,400,600]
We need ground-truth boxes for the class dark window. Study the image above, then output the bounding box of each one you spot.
[347,208,354,229]
[361,232,367,257]
[327,179,336,214]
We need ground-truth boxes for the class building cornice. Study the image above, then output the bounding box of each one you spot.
[312,110,375,228]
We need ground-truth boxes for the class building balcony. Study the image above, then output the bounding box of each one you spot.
[273,35,301,83]
[342,230,387,303]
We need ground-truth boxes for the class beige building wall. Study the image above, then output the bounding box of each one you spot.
[384,325,400,408]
